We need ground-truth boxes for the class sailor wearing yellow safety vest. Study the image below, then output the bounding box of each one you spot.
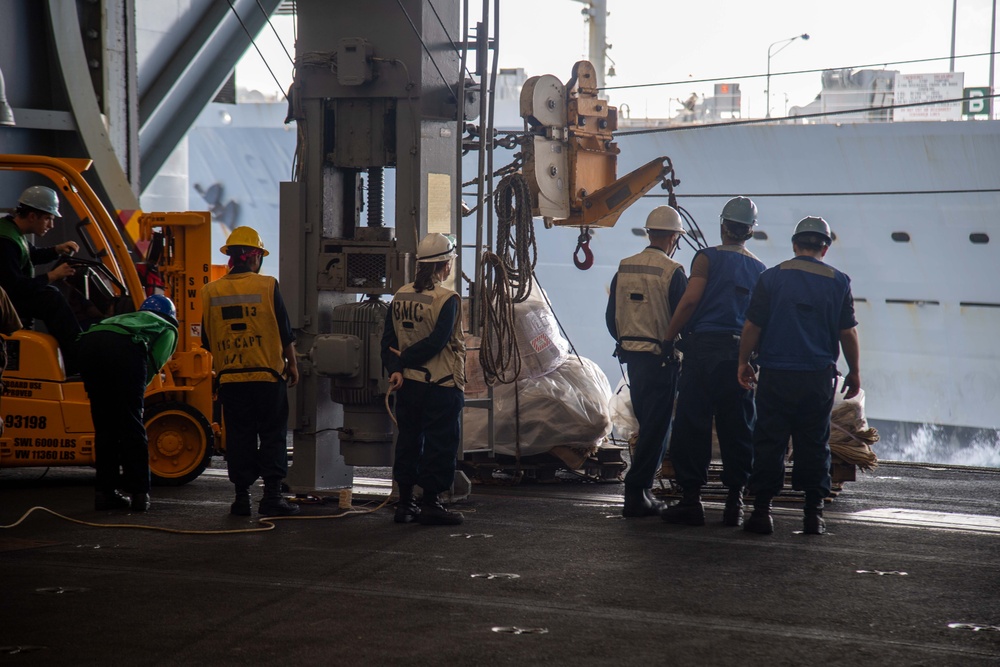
[381,233,466,526]
[201,227,300,518]
[606,206,689,518]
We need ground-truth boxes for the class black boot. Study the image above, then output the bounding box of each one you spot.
[722,486,745,527]
[622,485,664,518]
[803,491,826,535]
[660,485,705,525]
[231,486,251,516]
[744,493,774,534]
[394,484,420,524]
[130,493,151,512]
[95,489,131,511]
[417,495,464,526]
[258,478,300,517]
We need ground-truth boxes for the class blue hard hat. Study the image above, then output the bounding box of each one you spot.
[140,295,178,323]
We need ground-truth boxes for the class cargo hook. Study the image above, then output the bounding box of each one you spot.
[573,229,594,270]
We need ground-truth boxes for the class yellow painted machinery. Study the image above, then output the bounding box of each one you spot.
[520,60,682,268]
[0,154,218,484]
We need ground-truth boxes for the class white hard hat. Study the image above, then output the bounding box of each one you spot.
[18,185,61,217]
[416,233,457,263]
[792,216,832,245]
[644,206,686,233]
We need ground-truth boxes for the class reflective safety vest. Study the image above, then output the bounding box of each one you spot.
[688,245,766,335]
[0,216,33,277]
[614,247,683,355]
[202,272,285,384]
[391,282,465,390]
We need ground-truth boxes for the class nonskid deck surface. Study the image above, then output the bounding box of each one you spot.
[1,461,998,666]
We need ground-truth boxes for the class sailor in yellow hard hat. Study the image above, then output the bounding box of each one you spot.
[201,226,299,517]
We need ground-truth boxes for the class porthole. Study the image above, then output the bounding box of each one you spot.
[891,232,910,242]
[752,231,768,240]
[970,233,989,244]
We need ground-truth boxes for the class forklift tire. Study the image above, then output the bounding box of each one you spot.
[145,401,214,486]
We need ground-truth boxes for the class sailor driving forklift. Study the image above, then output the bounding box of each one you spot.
[381,233,466,527]
[0,186,82,373]
[606,206,688,518]
[660,197,766,527]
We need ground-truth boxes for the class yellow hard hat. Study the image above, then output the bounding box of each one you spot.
[220,226,269,256]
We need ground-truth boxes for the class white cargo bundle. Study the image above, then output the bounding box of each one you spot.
[463,356,613,457]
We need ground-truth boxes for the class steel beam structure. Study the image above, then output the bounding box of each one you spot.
[138,0,282,191]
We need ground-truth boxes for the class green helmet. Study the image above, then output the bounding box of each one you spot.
[792,216,832,245]
[18,185,62,217]
[720,196,756,227]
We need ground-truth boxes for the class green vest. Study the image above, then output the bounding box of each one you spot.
[0,216,33,278]
[82,311,179,385]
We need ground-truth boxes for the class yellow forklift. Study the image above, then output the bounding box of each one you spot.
[0,154,218,484]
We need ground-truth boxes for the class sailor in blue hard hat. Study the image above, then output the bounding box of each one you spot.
[77,295,180,512]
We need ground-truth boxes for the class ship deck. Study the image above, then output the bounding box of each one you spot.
[1,460,998,665]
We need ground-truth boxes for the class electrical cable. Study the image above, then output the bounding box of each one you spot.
[426,0,477,81]
[393,0,459,103]
[601,50,999,92]
[225,0,289,101]
[254,0,295,66]
[0,495,393,535]
[646,187,1000,199]
[617,92,1000,137]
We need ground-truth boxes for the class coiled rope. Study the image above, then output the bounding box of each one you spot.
[476,252,520,385]
[494,173,537,304]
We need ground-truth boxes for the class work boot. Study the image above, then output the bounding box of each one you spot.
[744,494,774,535]
[622,485,665,518]
[94,489,131,511]
[417,497,464,526]
[394,484,420,524]
[803,491,826,535]
[722,486,745,527]
[230,487,251,516]
[258,478,300,517]
[130,493,151,512]
[660,486,705,525]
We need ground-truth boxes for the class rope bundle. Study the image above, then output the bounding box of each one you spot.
[476,252,520,386]
[494,174,537,304]
[829,401,880,471]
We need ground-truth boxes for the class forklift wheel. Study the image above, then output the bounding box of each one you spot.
[146,401,214,486]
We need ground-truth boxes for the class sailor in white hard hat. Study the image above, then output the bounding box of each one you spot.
[738,216,861,536]
[0,186,82,373]
[606,206,689,517]
[382,233,466,526]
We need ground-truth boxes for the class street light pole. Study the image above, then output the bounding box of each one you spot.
[766,33,810,118]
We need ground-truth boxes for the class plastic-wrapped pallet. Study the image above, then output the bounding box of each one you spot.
[462,356,613,457]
